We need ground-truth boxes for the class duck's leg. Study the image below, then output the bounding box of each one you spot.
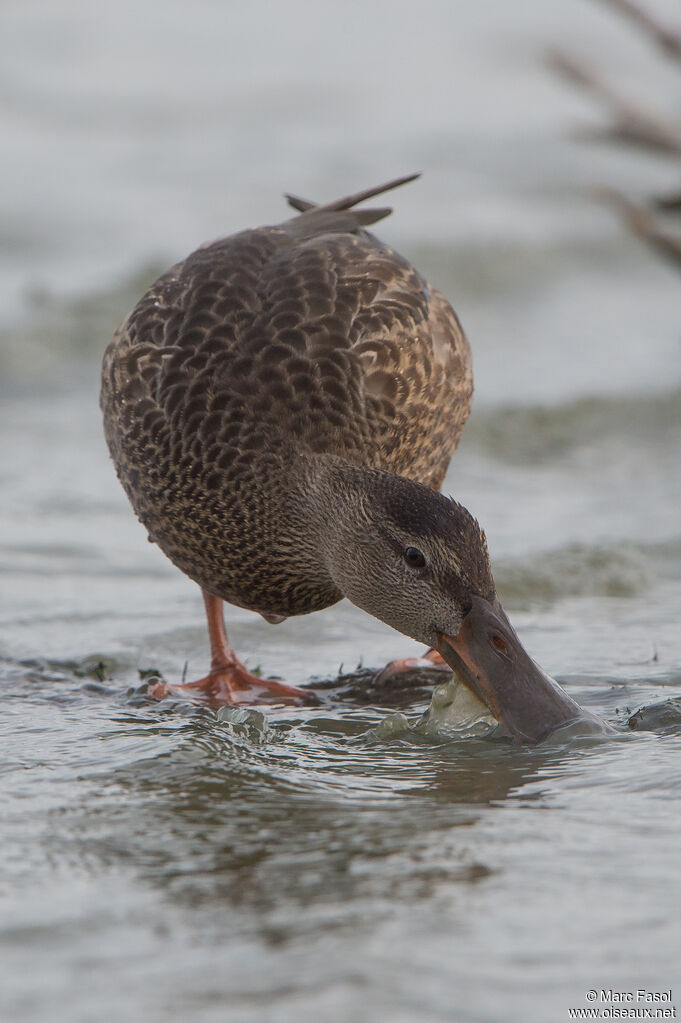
[373,647,452,685]
[150,590,311,706]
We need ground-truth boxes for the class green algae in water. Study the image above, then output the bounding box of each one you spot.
[366,676,497,743]
[370,711,411,740]
[415,676,497,740]
[72,655,119,682]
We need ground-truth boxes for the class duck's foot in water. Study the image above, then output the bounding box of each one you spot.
[149,663,312,707]
[149,590,316,707]
[374,647,452,685]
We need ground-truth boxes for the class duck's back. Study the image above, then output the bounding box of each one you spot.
[103,210,471,478]
[100,183,473,610]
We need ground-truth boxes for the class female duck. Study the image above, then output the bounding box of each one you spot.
[101,175,579,743]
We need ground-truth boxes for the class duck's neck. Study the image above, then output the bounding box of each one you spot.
[293,450,408,603]
[251,449,420,622]
[295,450,380,535]
[287,450,379,595]
[237,450,361,619]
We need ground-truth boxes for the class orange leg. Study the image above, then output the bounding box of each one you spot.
[150,590,311,707]
[373,647,452,685]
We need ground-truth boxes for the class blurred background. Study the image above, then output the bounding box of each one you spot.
[1,2,680,1022]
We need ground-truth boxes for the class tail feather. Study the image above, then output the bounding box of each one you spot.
[284,194,315,213]
[281,172,420,238]
[284,172,420,216]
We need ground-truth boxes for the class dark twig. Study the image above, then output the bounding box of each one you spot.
[598,0,681,62]
[655,190,681,212]
[548,3,681,274]
[596,187,681,268]
[547,50,681,156]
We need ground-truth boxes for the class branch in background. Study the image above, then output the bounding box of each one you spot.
[547,50,681,156]
[655,191,681,211]
[548,2,681,274]
[598,0,681,62]
[596,187,681,268]
[576,122,681,157]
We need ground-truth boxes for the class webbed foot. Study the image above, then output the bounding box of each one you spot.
[150,662,312,707]
[373,648,452,685]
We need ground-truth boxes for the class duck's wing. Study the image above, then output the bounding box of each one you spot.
[351,251,472,490]
[301,229,472,489]
[276,176,472,488]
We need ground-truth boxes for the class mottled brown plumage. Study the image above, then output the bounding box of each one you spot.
[101,176,475,617]
[102,176,506,707]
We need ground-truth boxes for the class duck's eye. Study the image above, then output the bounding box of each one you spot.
[404,546,426,569]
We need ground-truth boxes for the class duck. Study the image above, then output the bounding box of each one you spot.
[101,174,580,744]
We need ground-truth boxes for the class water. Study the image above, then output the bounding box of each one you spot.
[2,1,681,1020]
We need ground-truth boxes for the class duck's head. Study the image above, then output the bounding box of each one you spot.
[315,459,580,744]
